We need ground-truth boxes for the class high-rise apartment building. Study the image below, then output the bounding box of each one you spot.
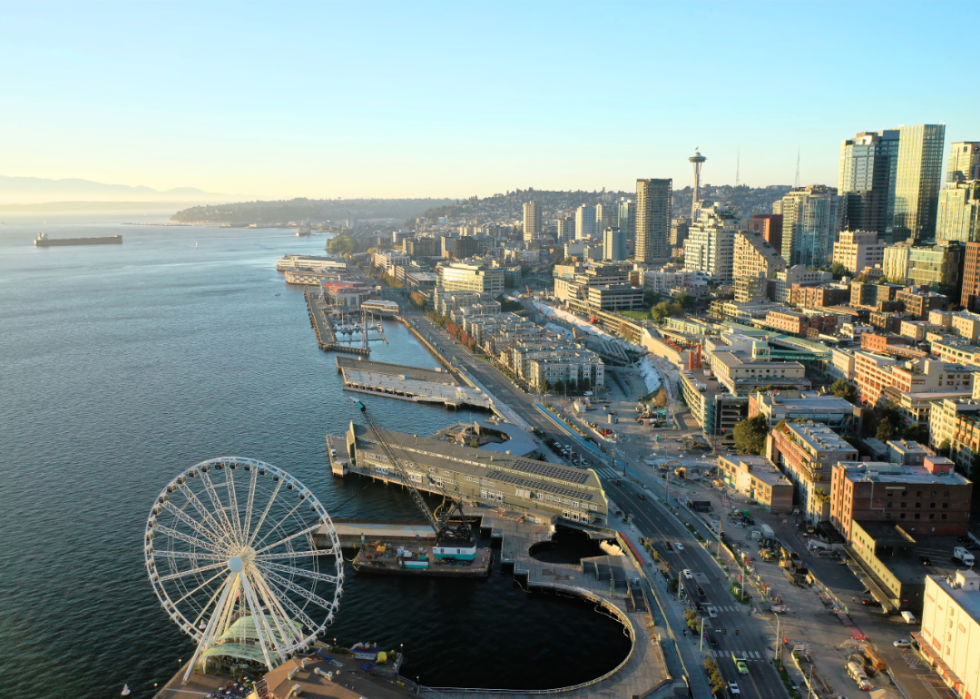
[556,215,576,243]
[595,203,617,236]
[575,204,596,240]
[947,142,980,184]
[962,242,980,311]
[779,184,839,267]
[635,179,672,263]
[683,202,739,283]
[937,180,980,244]
[733,231,786,302]
[523,201,542,242]
[748,214,783,253]
[618,199,636,246]
[670,217,690,249]
[602,227,627,262]
[839,125,946,243]
[832,230,885,274]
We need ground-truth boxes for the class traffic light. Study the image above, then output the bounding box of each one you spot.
[723,628,727,635]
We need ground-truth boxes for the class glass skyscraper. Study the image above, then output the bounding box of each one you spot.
[838,124,946,243]
[635,179,671,263]
[779,184,839,267]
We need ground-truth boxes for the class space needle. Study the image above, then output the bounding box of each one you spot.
[689,149,707,220]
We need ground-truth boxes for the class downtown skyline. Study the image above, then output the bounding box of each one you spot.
[1,1,977,200]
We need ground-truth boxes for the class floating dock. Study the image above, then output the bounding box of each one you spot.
[352,541,492,578]
[336,356,492,410]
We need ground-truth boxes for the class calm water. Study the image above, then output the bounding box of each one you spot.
[0,222,629,698]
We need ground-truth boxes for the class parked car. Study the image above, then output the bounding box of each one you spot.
[893,639,912,648]
[861,598,882,607]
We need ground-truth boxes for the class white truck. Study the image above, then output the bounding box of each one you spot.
[760,524,775,539]
[953,546,976,566]
[847,661,872,691]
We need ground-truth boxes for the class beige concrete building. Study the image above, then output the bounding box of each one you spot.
[717,455,794,513]
[917,571,980,698]
[833,230,885,274]
[733,230,786,302]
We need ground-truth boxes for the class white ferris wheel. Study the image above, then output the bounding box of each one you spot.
[144,457,344,681]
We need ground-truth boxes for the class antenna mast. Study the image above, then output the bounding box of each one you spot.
[794,146,801,188]
[735,147,740,188]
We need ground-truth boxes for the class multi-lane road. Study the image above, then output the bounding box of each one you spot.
[394,299,789,698]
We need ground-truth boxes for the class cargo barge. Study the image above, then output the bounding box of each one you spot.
[352,541,492,578]
[34,232,123,246]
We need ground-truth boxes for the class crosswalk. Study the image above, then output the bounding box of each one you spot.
[704,649,766,660]
[595,467,622,478]
[709,605,744,613]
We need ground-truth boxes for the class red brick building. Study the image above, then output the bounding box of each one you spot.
[790,284,851,308]
[830,458,973,542]
[962,242,980,311]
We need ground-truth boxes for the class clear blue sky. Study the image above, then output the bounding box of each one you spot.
[1,1,975,199]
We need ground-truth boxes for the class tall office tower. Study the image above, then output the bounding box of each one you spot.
[748,214,783,252]
[947,142,980,184]
[839,125,946,243]
[635,179,672,263]
[882,243,912,284]
[617,198,636,243]
[838,130,898,239]
[938,181,980,243]
[575,204,596,240]
[683,203,739,283]
[689,150,707,221]
[523,201,542,242]
[893,124,946,241]
[962,242,980,310]
[602,227,627,261]
[779,184,839,267]
[557,215,576,243]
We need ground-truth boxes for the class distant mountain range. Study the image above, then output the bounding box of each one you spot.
[0,176,228,204]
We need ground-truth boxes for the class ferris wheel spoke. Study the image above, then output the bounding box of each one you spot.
[247,478,284,548]
[259,568,335,611]
[168,567,230,608]
[256,549,331,561]
[162,501,233,551]
[224,465,244,543]
[256,560,339,585]
[252,573,318,632]
[153,550,225,562]
[248,570,303,649]
[252,496,306,551]
[153,525,224,554]
[156,560,229,583]
[254,522,321,556]
[200,470,239,545]
[178,483,234,542]
[242,465,260,543]
[239,569,280,669]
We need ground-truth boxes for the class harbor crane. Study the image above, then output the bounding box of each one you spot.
[354,400,476,553]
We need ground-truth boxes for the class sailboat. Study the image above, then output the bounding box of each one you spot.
[121,685,131,696]
[195,241,199,248]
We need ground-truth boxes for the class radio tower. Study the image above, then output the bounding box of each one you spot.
[689,149,707,221]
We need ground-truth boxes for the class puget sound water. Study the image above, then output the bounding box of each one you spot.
[0,220,630,698]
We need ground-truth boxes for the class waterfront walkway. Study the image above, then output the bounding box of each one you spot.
[422,507,673,699]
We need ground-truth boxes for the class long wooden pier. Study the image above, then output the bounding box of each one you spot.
[305,288,370,355]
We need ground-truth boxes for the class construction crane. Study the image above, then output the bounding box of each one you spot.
[354,400,476,554]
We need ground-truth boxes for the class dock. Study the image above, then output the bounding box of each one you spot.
[352,541,492,578]
[336,356,492,410]
[324,519,436,547]
[305,288,370,355]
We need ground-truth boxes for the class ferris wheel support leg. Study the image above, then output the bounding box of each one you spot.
[183,573,235,683]
[240,569,278,670]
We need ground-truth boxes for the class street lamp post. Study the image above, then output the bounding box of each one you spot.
[699,616,706,651]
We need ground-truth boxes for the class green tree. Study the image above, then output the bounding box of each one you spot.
[554,379,566,394]
[903,423,930,444]
[733,414,769,455]
[327,235,356,256]
[828,262,850,279]
[675,292,696,311]
[830,377,858,403]
[876,417,895,442]
[938,439,952,458]
[541,379,552,393]
[643,290,662,307]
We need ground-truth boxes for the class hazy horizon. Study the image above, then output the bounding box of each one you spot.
[2,0,977,199]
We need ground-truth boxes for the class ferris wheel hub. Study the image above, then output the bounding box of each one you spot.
[228,556,244,573]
